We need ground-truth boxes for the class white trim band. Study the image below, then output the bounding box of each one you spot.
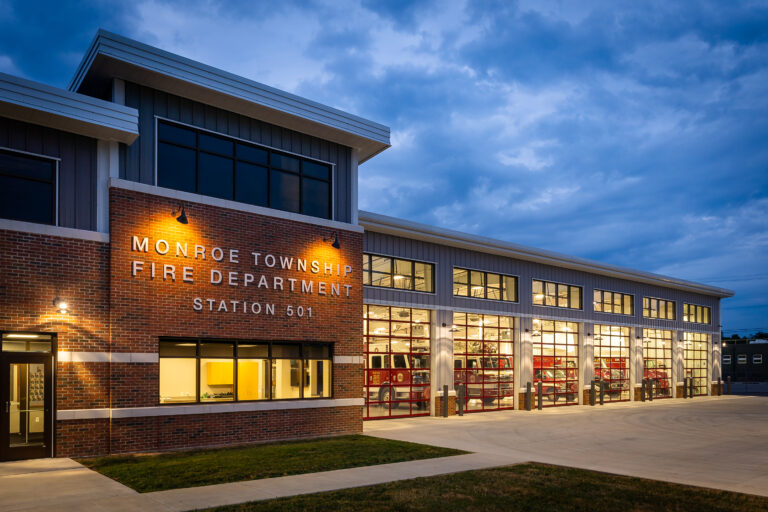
[57,352,159,363]
[110,178,364,233]
[334,356,363,364]
[57,398,364,420]
[0,219,109,242]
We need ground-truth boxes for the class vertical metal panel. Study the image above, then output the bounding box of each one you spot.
[0,117,97,231]
[363,230,723,333]
[121,82,354,222]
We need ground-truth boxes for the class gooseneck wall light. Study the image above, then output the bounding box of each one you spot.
[53,297,68,314]
[323,232,340,249]
[172,203,188,224]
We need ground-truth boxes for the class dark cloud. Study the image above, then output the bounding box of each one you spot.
[1,0,766,333]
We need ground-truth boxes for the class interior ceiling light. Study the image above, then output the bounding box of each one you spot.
[171,203,188,224]
[393,274,405,280]
[5,333,41,339]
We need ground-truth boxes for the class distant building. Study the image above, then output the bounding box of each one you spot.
[722,344,768,381]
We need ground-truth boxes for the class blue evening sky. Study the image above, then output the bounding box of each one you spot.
[1,1,766,334]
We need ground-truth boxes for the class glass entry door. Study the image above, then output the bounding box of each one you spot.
[1,354,52,460]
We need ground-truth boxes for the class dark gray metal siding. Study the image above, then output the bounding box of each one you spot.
[123,83,354,223]
[363,230,722,330]
[0,116,97,231]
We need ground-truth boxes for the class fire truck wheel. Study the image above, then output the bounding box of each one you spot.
[378,388,391,404]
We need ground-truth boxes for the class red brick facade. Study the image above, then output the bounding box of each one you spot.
[0,186,364,457]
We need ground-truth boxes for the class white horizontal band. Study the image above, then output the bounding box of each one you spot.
[57,352,159,363]
[333,355,363,364]
[0,218,109,241]
[57,398,364,420]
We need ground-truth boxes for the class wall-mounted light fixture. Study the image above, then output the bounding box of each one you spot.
[172,203,188,224]
[53,297,68,314]
[323,232,340,249]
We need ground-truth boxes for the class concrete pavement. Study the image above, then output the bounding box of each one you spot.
[366,395,768,497]
[1,395,766,511]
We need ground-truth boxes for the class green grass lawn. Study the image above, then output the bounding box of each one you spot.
[207,463,768,512]
[77,435,464,493]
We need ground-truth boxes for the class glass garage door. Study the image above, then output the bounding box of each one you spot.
[453,313,515,412]
[532,319,579,406]
[684,333,709,396]
[363,305,431,419]
[642,329,673,398]
[593,325,631,402]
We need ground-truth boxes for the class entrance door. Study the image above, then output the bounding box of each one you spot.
[1,354,53,460]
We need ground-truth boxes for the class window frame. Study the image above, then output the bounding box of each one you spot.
[363,253,436,294]
[0,146,60,226]
[154,117,335,219]
[532,279,583,310]
[737,354,747,364]
[683,303,711,325]
[593,289,635,316]
[452,266,519,303]
[642,296,677,320]
[158,338,333,405]
[722,355,731,364]
[753,354,763,365]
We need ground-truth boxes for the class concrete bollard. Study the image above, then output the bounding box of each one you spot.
[537,381,543,410]
[641,379,646,402]
[590,380,596,406]
[599,381,605,405]
[443,385,449,417]
[683,378,687,399]
[689,378,694,398]
[648,380,654,402]
[458,384,464,416]
[727,376,731,395]
[525,382,532,411]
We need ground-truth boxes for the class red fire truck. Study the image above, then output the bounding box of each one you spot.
[453,356,515,405]
[366,353,429,409]
[533,356,578,403]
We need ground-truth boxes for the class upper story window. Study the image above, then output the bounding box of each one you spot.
[737,354,747,364]
[157,120,332,219]
[754,354,763,365]
[0,148,57,225]
[722,355,731,364]
[453,268,517,302]
[593,289,634,316]
[532,279,582,309]
[643,297,676,320]
[362,254,434,293]
[683,304,711,324]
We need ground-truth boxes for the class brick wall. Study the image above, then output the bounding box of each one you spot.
[1,185,365,458]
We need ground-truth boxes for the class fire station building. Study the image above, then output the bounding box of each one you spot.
[0,31,732,460]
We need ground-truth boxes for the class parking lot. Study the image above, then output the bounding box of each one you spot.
[365,395,768,497]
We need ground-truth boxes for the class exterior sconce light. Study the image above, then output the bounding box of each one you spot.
[449,324,459,333]
[323,232,340,249]
[172,203,188,224]
[53,297,68,314]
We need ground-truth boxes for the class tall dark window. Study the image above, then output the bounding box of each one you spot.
[0,149,56,225]
[156,120,332,219]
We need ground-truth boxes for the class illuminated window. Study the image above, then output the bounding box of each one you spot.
[532,280,582,309]
[754,354,763,364]
[722,355,731,364]
[593,290,634,316]
[156,120,332,219]
[363,305,431,419]
[159,339,332,404]
[453,268,517,302]
[737,354,747,364]
[642,297,676,320]
[642,329,673,398]
[453,312,515,412]
[593,325,631,402]
[532,319,579,406]
[683,332,709,396]
[683,304,711,324]
[363,254,434,293]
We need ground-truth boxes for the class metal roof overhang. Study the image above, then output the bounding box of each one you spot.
[359,210,735,299]
[69,30,390,163]
[0,72,138,144]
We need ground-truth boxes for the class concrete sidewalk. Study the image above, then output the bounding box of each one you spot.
[2,396,766,511]
[1,452,515,512]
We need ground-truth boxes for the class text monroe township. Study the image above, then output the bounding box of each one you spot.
[129,235,353,317]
